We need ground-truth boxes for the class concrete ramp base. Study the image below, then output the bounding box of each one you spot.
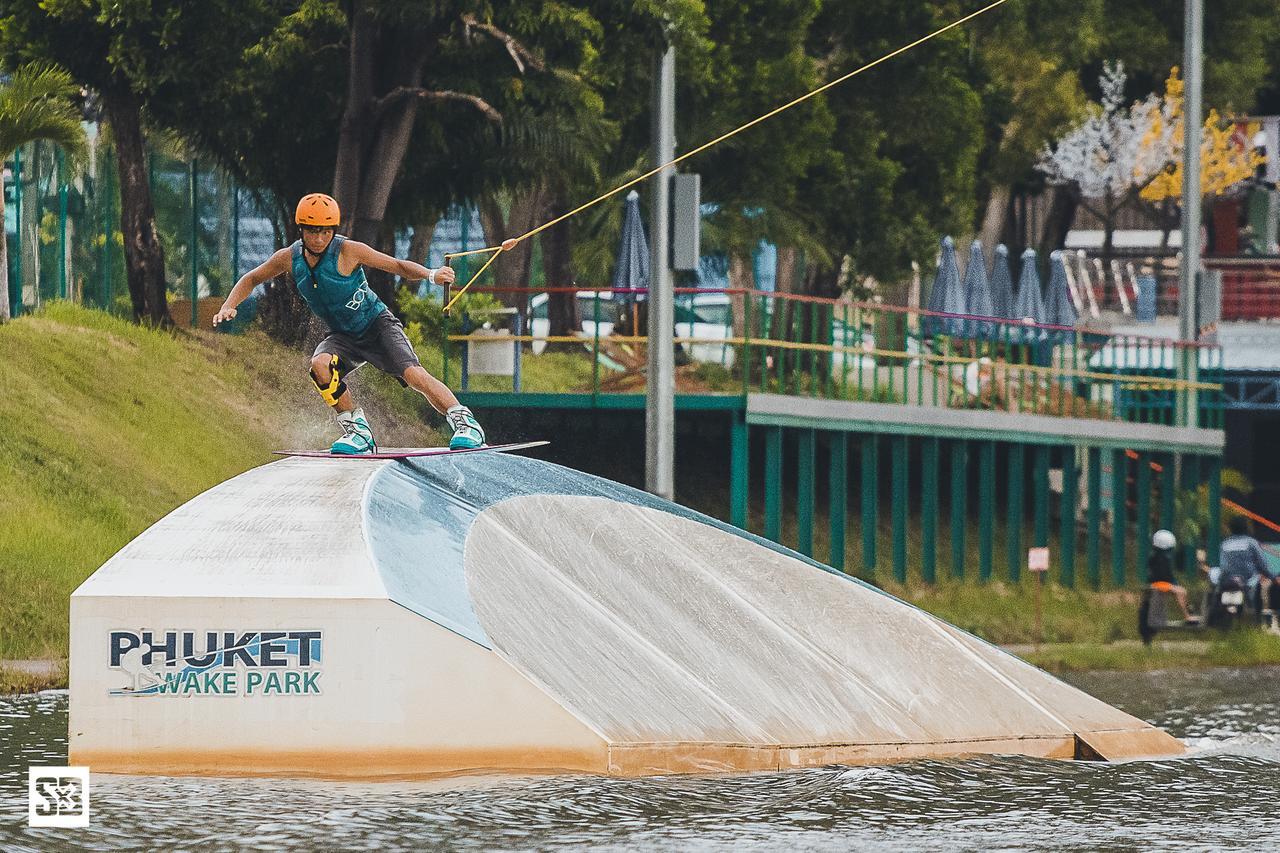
[70,454,1182,777]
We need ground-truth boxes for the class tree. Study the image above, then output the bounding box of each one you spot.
[1138,68,1263,200]
[1135,67,1265,249]
[1036,62,1164,260]
[968,0,1280,263]
[803,0,985,292]
[697,0,830,292]
[1099,0,1280,112]
[161,0,655,322]
[0,0,282,325]
[0,63,86,321]
[968,0,1101,259]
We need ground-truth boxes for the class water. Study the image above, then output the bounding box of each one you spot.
[4,668,1280,850]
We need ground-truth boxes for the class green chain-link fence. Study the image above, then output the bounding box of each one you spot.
[5,136,280,323]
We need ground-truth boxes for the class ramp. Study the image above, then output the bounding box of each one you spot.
[70,454,1182,777]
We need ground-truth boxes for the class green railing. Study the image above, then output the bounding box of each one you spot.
[446,287,1225,429]
[4,139,277,322]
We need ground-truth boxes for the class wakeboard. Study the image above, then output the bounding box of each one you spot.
[273,440,549,460]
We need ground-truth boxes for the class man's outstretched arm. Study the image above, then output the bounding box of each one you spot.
[214,248,292,325]
[344,240,454,286]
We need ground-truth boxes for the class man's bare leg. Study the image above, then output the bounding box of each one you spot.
[401,364,460,414]
[311,353,375,453]
[402,364,485,448]
[1173,586,1193,619]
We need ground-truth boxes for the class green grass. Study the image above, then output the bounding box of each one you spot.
[887,579,1139,646]
[1,303,438,660]
[0,663,67,694]
[1021,631,1280,672]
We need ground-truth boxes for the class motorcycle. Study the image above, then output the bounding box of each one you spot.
[1205,569,1254,630]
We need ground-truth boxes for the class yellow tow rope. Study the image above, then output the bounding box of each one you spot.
[442,0,1011,313]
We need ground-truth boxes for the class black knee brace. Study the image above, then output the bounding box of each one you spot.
[310,355,348,407]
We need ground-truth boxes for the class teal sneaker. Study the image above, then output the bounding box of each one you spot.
[446,405,485,450]
[331,408,376,455]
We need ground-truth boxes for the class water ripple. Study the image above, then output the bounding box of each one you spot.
[4,671,1280,850]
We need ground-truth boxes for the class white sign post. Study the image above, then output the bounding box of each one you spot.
[1028,547,1050,651]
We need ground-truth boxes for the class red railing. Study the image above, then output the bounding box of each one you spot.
[451,284,1220,352]
[1148,258,1280,321]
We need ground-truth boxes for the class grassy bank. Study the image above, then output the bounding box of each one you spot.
[1,303,444,660]
[1020,631,1280,672]
[0,662,66,693]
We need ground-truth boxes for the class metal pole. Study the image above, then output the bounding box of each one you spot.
[57,147,67,300]
[33,142,41,305]
[12,145,22,317]
[99,146,110,308]
[190,158,199,327]
[646,44,676,500]
[232,181,240,282]
[1177,0,1203,424]
[512,310,523,393]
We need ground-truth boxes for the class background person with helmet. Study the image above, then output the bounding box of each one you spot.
[1219,516,1274,612]
[1148,529,1196,622]
[213,193,501,454]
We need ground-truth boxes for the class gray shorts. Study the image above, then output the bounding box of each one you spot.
[314,311,421,382]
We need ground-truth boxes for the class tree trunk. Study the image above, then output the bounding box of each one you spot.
[254,205,314,347]
[979,184,1012,260]
[1037,186,1077,261]
[1101,191,1117,264]
[1158,199,1175,251]
[0,188,9,321]
[347,27,427,249]
[332,2,376,222]
[772,246,797,342]
[407,214,439,267]
[333,5,425,308]
[542,189,578,346]
[479,188,542,315]
[728,252,754,339]
[362,219,401,313]
[103,87,169,326]
[258,273,315,348]
[349,84,421,246]
[801,262,839,381]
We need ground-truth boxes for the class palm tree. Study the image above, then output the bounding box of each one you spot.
[0,63,87,321]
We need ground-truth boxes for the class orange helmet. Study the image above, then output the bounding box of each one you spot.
[295,193,340,227]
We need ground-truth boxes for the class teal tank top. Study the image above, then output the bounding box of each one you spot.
[291,235,386,335]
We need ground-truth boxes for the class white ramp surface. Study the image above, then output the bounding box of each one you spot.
[70,453,1182,777]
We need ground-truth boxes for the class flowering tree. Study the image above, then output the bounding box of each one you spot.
[1137,67,1265,249]
[1139,68,1264,202]
[1036,62,1165,259]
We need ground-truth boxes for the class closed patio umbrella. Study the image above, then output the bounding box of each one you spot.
[962,240,994,338]
[1045,250,1079,329]
[612,190,649,334]
[1011,248,1046,344]
[926,236,964,336]
[990,244,1015,320]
